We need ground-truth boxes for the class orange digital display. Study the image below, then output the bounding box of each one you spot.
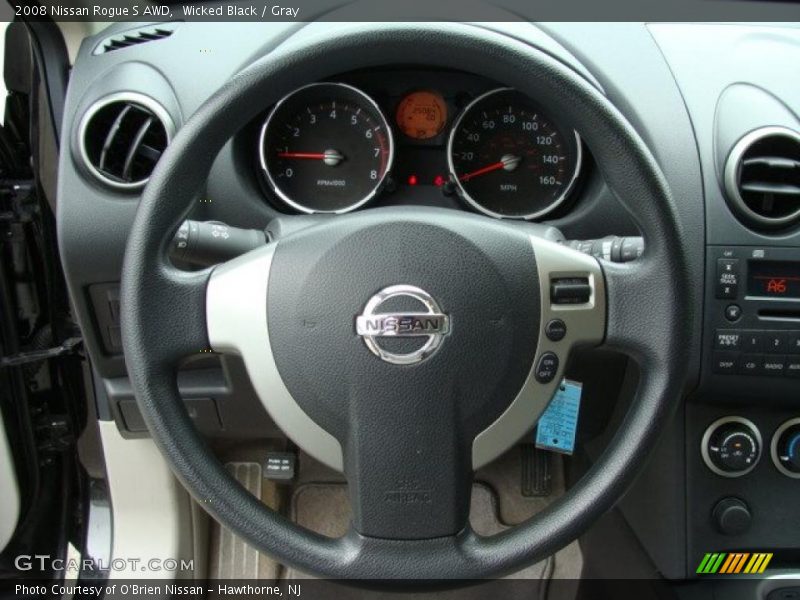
[395,90,448,140]
[748,260,800,298]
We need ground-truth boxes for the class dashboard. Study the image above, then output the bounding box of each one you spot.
[55,20,800,590]
[251,70,585,220]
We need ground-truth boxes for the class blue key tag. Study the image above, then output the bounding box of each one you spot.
[535,379,582,455]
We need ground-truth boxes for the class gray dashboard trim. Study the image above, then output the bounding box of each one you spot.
[472,235,605,468]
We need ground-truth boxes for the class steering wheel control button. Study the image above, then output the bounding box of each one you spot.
[712,498,752,536]
[771,419,800,478]
[545,319,567,342]
[716,258,740,299]
[534,352,559,383]
[714,330,742,350]
[550,277,591,305]
[724,304,742,323]
[702,417,762,477]
[355,284,450,365]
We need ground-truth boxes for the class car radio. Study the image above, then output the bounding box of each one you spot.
[706,246,800,391]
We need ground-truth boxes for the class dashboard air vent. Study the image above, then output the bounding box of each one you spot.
[94,24,177,55]
[79,93,174,190]
[724,126,800,230]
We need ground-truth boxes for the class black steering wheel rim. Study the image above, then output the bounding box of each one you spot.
[120,22,691,580]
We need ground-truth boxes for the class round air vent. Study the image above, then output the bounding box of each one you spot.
[79,92,174,190]
[724,126,800,230]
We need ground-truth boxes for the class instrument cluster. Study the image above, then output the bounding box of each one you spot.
[257,71,585,221]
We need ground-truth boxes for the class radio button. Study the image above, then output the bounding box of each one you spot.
[712,352,738,374]
[741,331,764,352]
[763,332,788,354]
[786,358,800,378]
[716,259,740,299]
[788,333,800,355]
[724,304,742,322]
[714,330,742,350]
[762,356,787,376]
[738,355,762,376]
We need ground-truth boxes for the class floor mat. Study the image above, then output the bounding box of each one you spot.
[207,450,583,597]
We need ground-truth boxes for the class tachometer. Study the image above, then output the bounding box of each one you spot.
[448,88,582,220]
[259,83,394,214]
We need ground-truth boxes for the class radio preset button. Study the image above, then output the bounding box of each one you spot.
[715,330,742,350]
[788,333,800,355]
[763,332,788,354]
[741,331,763,352]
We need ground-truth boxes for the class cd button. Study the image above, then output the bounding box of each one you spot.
[738,355,762,376]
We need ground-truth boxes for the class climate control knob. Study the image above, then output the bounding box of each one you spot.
[702,417,762,477]
[771,418,800,479]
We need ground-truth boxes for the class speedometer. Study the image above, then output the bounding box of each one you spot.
[259,83,394,214]
[447,88,582,220]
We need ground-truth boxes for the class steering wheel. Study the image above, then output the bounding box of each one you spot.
[121,23,691,580]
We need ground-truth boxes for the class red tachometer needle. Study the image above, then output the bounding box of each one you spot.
[277,149,344,167]
[277,152,327,159]
[459,161,505,182]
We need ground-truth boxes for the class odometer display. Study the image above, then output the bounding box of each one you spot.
[448,88,581,220]
[260,83,394,213]
[395,90,448,140]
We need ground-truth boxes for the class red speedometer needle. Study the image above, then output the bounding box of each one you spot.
[459,161,504,182]
[459,154,521,181]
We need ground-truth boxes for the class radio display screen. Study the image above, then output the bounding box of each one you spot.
[748,260,800,298]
